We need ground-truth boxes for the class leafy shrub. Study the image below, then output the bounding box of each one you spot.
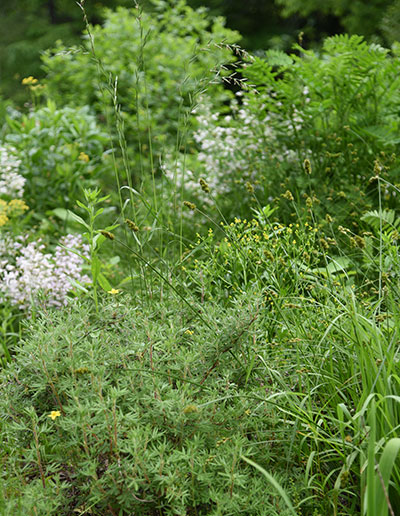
[0,297,299,515]
[238,35,400,226]
[0,0,135,102]
[275,0,394,39]
[4,100,112,212]
[162,36,400,230]
[41,1,240,170]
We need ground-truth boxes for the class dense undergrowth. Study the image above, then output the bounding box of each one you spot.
[1,1,400,514]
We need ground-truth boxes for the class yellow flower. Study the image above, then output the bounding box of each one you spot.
[22,76,38,85]
[108,288,120,295]
[7,199,29,216]
[0,213,9,227]
[48,410,61,420]
[0,200,9,227]
[78,152,90,163]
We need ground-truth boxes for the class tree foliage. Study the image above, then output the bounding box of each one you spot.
[41,2,239,172]
[0,0,132,101]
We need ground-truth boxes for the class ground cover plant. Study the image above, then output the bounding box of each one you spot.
[1,1,400,515]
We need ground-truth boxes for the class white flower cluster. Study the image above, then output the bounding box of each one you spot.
[0,145,25,198]
[162,94,273,200]
[196,95,271,182]
[160,91,314,220]
[0,234,90,310]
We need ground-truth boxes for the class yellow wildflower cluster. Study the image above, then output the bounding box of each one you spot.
[0,199,29,227]
[78,152,90,163]
[21,76,45,93]
[0,201,8,227]
[21,76,38,86]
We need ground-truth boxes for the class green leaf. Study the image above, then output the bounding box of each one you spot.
[76,200,90,212]
[66,210,90,230]
[312,257,351,276]
[361,210,396,230]
[67,278,89,294]
[375,438,400,516]
[241,456,297,515]
[265,49,294,69]
[51,208,70,221]
[91,255,101,283]
[93,233,106,251]
[97,273,112,292]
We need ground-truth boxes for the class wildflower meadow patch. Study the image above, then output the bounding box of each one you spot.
[1,1,400,515]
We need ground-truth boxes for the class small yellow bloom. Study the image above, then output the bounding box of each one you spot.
[22,76,38,85]
[108,288,120,295]
[78,152,90,163]
[7,199,29,216]
[183,404,198,414]
[0,213,9,227]
[185,329,194,335]
[48,410,61,420]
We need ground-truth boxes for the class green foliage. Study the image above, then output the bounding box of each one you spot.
[181,203,400,514]
[186,213,323,304]
[275,0,394,40]
[241,34,400,226]
[41,2,240,172]
[68,188,120,310]
[0,0,133,103]
[3,4,400,514]
[359,207,400,297]
[380,0,400,43]
[0,297,298,515]
[4,100,112,213]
